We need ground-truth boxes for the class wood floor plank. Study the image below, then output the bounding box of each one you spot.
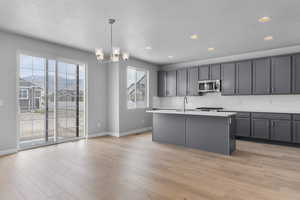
[1,132,300,200]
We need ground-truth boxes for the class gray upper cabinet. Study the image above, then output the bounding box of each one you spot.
[187,67,199,96]
[158,71,166,97]
[271,55,292,94]
[198,65,210,81]
[236,60,252,95]
[221,63,236,95]
[210,64,221,80]
[292,54,300,94]
[176,69,187,96]
[252,58,271,95]
[270,120,292,142]
[166,71,177,97]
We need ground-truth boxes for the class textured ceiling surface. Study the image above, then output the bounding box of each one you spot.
[0,0,300,65]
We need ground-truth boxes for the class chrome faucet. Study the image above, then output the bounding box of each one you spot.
[183,96,188,112]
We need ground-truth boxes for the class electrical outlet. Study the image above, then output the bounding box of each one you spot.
[141,119,145,124]
[97,122,102,128]
[0,100,3,107]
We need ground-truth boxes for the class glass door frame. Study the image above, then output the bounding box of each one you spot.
[16,51,87,150]
[55,58,86,143]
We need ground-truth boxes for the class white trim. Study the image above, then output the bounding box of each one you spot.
[127,66,149,110]
[0,148,18,157]
[16,51,88,150]
[119,127,152,137]
[162,45,300,70]
[87,132,109,138]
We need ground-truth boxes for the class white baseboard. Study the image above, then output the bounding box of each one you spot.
[87,132,110,138]
[88,127,152,138]
[119,127,152,137]
[108,132,120,137]
[0,148,18,157]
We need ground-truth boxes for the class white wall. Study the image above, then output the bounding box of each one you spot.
[0,30,108,152]
[107,59,158,136]
[107,63,120,135]
[119,59,158,134]
[155,93,300,113]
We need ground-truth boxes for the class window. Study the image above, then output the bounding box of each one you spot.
[127,66,149,109]
[19,88,29,99]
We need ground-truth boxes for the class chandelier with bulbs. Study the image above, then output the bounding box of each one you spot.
[95,19,129,63]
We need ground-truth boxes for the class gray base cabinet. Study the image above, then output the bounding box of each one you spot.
[293,115,300,143]
[293,121,300,143]
[152,114,235,155]
[152,114,186,145]
[235,117,251,137]
[251,118,270,139]
[186,116,234,155]
[233,112,296,145]
[270,120,292,142]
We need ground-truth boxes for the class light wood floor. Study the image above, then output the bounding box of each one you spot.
[1,133,300,200]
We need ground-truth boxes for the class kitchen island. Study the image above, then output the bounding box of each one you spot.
[147,110,237,155]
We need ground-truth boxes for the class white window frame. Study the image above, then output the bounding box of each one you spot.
[16,50,88,150]
[19,88,29,99]
[127,66,149,109]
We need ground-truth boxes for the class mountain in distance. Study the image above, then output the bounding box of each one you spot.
[21,75,84,90]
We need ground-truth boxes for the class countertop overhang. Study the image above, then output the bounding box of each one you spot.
[146,110,236,117]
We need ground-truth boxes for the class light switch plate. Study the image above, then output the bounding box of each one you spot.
[0,100,3,107]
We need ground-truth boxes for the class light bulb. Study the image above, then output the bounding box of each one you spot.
[95,48,104,60]
[122,52,130,60]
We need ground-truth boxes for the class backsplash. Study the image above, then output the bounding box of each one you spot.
[153,93,300,113]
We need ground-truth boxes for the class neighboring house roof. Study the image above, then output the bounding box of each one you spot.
[19,78,42,89]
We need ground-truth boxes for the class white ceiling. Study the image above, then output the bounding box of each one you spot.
[1,0,300,65]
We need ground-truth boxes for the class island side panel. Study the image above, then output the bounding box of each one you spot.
[186,116,234,155]
[152,113,186,145]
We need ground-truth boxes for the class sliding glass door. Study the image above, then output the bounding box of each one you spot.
[19,55,47,146]
[18,54,85,149]
[57,61,85,141]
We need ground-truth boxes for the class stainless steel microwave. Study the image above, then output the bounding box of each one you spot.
[198,80,221,93]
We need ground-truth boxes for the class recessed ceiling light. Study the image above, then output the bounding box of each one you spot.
[145,46,152,50]
[258,16,271,23]
[168,55,173,59]
[264,36,273,41]
[208,48,215,52]
[190,34,198,40]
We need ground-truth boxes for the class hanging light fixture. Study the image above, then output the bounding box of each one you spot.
[95,19,129,63]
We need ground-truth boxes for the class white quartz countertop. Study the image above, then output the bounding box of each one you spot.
[221,108,300,114]
[146,110,236,117]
